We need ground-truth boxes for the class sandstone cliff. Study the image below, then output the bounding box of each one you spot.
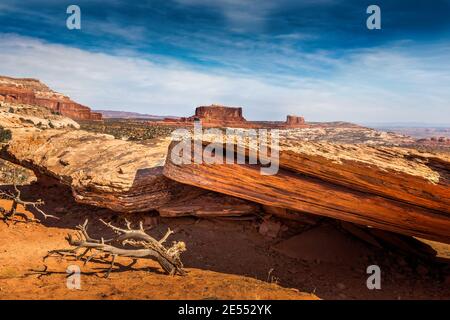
[0,101,80,129]
[0,76,101,121]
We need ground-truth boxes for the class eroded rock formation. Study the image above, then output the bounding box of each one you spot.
[1,97,449,245]
[286,115,305,127]
[0,101,80,129]
[160,104,307,128]
[0,76,102,121]
[194,105,246,123]
[0,113,257,216]
[163,137,450,244]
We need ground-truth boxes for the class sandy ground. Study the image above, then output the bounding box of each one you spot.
[0,182,449,300]
[0,199,316,300]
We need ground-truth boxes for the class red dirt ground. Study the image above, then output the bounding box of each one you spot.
[0,182,449,300]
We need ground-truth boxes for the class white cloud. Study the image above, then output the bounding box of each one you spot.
[0,34,449,124]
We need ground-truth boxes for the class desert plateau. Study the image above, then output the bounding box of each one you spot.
[1,1,450,305]
[0,76,449,300]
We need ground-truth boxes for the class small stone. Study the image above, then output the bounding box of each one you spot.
[59,159,69,166]
[258,219,282,238]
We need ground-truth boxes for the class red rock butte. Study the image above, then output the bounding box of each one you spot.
[0,76,102,121]
[161,104,306,128]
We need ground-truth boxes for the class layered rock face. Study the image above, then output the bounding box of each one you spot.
[0,101,80,129]
[194,105,246,122]
[163,135,450,244]
[175,104,248,127]
[161,104,307,128]
[286,115,305,126]
[0,76,101,121]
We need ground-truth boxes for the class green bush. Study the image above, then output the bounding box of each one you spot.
[0,126,12,143]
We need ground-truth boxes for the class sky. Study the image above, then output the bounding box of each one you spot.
[0,0,449,123]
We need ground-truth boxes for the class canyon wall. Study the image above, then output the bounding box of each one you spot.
[0,76,101,121]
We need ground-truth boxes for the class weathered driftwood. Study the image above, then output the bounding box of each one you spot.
[45,219,187,277]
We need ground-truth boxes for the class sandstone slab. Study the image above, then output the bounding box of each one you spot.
[163,138,450,244]
[1,120,258,216]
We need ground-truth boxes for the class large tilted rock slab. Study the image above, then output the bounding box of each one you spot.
[163,140,450,244]
[1,128,179,212]
[158,189,259,218]
[0,127,258,216]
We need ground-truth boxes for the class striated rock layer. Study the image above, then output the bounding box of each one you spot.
[0,101,80,129]
[163,138,450,244]
[0,76,102,121]
[0,123,258,216]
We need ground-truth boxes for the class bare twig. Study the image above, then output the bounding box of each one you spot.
[0,170,58,222]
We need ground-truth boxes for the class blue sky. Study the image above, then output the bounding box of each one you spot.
[0,0,449,123]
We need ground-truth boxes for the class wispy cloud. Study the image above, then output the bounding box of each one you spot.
[174,0,276,31]
[0,34,448,124]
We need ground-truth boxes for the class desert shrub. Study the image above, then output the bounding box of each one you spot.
[0,126,12,142]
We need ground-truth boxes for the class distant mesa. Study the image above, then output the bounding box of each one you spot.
[175,104,246,126]
[286,115,306,126]
[160,104,306,129]
[0,75,307,127]
[0,75,102,121]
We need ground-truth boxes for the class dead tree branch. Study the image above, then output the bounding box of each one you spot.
[45,219,187,277]
[0,177,58,222]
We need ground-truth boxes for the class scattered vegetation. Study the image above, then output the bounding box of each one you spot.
[0,160,35,185]
[79,119,177,141]
[0,126,12,143]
